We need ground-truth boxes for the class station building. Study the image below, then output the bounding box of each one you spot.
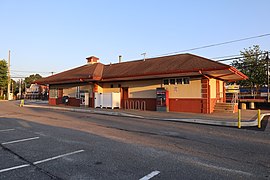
[37,54,247,113]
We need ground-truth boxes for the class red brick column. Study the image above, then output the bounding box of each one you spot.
[201,78,210,113]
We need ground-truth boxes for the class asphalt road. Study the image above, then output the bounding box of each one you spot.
[0,101,269,180]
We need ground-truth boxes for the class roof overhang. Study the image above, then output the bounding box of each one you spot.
[36,76,102,85]
[202,66,248,81]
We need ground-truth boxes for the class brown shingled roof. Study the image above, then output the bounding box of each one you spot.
[37,63,104,85]
[102,53,243,81]
[37,53,247,85]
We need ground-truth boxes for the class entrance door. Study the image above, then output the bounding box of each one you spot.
[80,92,85,105]
[121,87,129,108]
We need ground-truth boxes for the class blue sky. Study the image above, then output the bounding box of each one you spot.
[1,0,270,79]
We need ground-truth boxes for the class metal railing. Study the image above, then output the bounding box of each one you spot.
[124,100,146,111]
[231,93,238,103]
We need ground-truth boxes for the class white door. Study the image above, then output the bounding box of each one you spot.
[94,93,103,108]
[85,93,89,106]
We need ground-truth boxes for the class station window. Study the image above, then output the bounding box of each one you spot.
[76,86,80,99]
[176,78,183,84]
[170,79,176,85]
[183,77,190,84]
[164,77,190,85]
[49,89,58,98]
[163,79,169,85]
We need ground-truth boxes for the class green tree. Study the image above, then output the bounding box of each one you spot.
[24,74,42,88]
[0,59,8,97]
[231,45,267,91]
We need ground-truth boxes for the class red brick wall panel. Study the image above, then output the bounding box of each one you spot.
[68,98,80,107]
[169,98,202,113]
[49,98,62,105]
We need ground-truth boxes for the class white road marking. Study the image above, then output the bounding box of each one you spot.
[139,171,160,180]
[0,149,85,173]
[195,161,253,176]
[0,129,15,132]
[1,137,40,145]
[0,164,30,173]
[33,149,85,164]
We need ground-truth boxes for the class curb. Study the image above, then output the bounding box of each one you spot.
[22,104,265,127]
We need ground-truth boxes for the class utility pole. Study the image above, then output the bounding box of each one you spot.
[266,51,269,103]
[7,50,11,100]
[19,79,21,99]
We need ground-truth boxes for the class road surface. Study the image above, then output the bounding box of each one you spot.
[0,101,269,179]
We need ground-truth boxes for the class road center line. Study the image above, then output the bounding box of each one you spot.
[0,150,85,173]
[139,171,160,180]
[1,137,40,145]
[0,129,15,132]
[33,149,85,164]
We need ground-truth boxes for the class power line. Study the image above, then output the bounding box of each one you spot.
[154,33,270,57]
[211,54,240,60]
[216,52,268,62]
[11,76,27,78]
[11,70,54,74]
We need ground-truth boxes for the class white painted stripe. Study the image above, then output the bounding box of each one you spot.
[1,137,40,145]
[0,129,15,132]
[195,161,253,176]
[0,164,30,173]
[33,149,85,164]
[140,171,160,180]
[0,149,85,173]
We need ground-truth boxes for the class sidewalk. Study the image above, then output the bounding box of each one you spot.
[21,100,270,127]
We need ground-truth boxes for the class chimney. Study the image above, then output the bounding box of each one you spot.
[86,56,99,64]
[119,55,122,63]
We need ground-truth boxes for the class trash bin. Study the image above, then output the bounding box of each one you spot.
[240,103,246,110]
[62,96,69,105]
[249,102,255,109]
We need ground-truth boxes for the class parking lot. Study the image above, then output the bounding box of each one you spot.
[1,101,270,179]
[0,121,86,179]
[0,118,164,180]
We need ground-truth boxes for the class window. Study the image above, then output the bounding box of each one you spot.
[76,86,80,99]
[176,78,182,85]
[49,89,58,98]
[183,77,190,84]
[163,79,169,85]
[164,77,190,85]
[170,79,176,85]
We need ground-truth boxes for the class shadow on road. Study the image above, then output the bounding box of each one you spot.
[243,117,269,131]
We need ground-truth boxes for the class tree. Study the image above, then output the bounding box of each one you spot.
[24,74,42,88]
[0,59,8,97]
[231,45,268,91]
